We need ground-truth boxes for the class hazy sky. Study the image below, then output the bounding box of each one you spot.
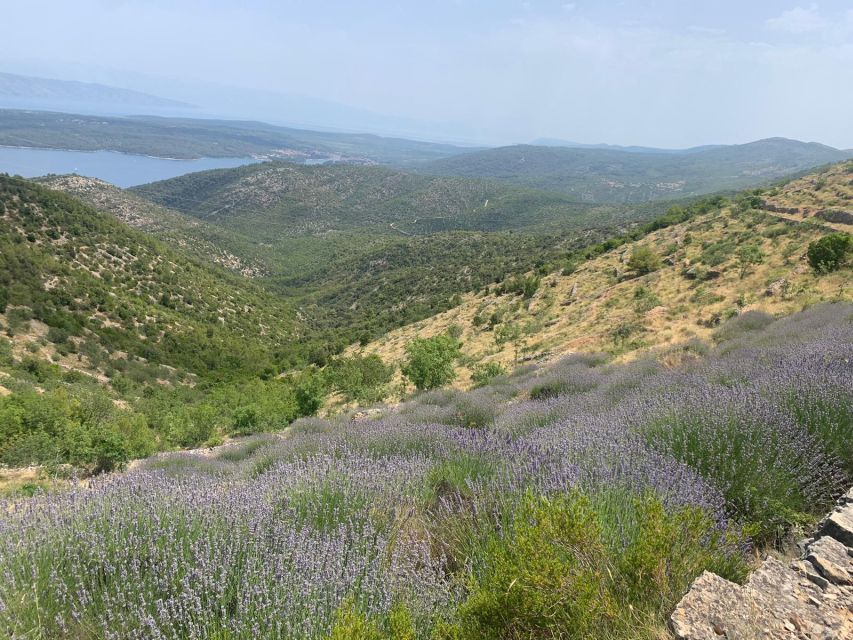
[4,1,853,147]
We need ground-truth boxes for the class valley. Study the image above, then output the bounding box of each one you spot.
[4,4,853,638]
[0,114,851,640]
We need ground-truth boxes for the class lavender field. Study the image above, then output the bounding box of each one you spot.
[2,304,851,639]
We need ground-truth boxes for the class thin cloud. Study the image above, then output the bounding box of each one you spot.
[765,4,826,34]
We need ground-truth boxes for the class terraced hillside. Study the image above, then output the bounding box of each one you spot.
[353,164,852,391]
[420,138,852,203]
[760,160,853,228]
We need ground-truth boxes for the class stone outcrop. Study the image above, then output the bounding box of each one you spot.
[765,279,788,297]
[760,200,802,215]
[671,489,853,639]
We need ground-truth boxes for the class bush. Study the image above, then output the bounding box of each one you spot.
[295,378,324,417]
[627,247,661,275]
[90,426,130,473]
[441,491,745,640]
[326,602,415,640]
[233,404,261,435]
[327,354,394,403]
[402,334,461,390]
[807,233,852,273]
[470,362,506,388]
[166,405,216,448]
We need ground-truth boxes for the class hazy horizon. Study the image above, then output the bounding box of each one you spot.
[3,1,852,148]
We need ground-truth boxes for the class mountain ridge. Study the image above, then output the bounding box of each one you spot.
[420,137,853,203]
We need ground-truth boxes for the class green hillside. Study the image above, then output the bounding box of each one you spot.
[0,175,351,472]
[420,138,852,202]
[37,175,270,278]
[128,161,677,344]
[0,175,303,379]
[0,109,474,165]
[131,160,640,235]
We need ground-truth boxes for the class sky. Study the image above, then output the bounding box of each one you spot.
[3,1,853,148]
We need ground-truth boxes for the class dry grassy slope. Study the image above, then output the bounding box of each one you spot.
[353,197,851,391]
[761,160,853,230]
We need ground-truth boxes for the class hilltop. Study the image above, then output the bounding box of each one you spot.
[420,138,852,203]
[130,160,640,236]
[352,163,852,391]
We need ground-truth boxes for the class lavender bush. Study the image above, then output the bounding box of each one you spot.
[1,303,850,638]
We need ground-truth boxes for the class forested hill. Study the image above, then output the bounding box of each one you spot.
[0,175,303,381]
[419,138,852,203]
[130,160,653,236]
[37,174,269,278]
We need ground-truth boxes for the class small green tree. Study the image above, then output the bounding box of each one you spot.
[295,378,324,417]
[470,362,507,387]
[807,233,852,273]
[327,354,394,403]
[627,246,661,275]
[736,244,764,279]
[401,334,461,390]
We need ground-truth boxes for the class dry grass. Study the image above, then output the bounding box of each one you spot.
[353,199,852,394]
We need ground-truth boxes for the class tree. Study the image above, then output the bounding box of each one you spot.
[327,354,394,403]
[401,334,461,390]
[807,233,852,273]
[736,244,764,279]
[627,246,661,275]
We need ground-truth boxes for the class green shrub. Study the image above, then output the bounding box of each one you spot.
[807,233,852,273]
[700,239,736,267]
[325,602,415,640]
[165,405,216,448]
[89,426,130,473]
[470,362,506,388]
[402,334,461,390]
[232,404,261,435]
[440,491,746,640]
[295,378,324,417]
[448,491,616,639]
[327,354,394,403]
[423,453,499,506]
[627,247,661,275]
[633,286,660,314]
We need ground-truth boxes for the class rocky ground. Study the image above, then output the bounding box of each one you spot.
[671,488,853,639]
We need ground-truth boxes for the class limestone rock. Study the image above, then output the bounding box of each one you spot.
[765,279,788,297]
[807,536,853,586]
[670,571,744,640]
[820,503,853,547]
[672,488,853,640]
